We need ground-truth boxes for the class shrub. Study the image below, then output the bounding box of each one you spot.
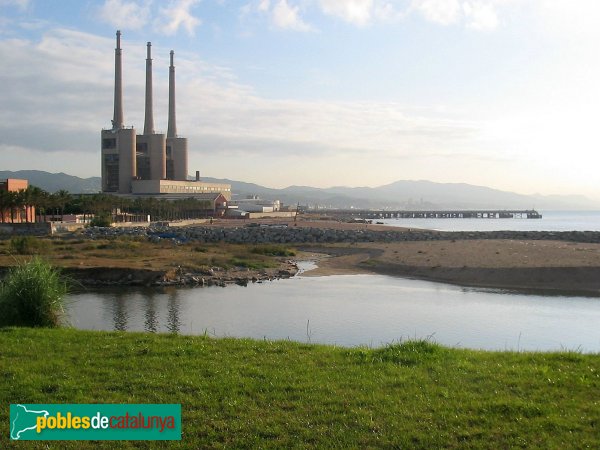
[251,245,296,257]
[9,236,50,255]
[0,258,68,328]
[89,215,112,227]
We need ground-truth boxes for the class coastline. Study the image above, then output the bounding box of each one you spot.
[297,240,600,295]
[2,220,600,293]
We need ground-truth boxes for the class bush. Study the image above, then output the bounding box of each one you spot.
[251,245,296,257]
[89,215,112,227]
[9,236,50,255]
[0,258,68,328]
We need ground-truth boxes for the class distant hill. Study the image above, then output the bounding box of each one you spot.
[0,170,101,194]
[2,170,597,210]
[202,177,600,211]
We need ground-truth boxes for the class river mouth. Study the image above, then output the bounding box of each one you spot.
[64,272,600,353]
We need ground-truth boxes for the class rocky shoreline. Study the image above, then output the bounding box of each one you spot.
[82,225,600,245]
[62,261,300,288]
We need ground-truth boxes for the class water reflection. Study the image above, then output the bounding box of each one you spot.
[144,293,158,333]
[112,292,129,332]
[166,289,181,333]
[66,275,600,352]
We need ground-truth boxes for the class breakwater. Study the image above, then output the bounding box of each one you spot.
[83,225,600,244]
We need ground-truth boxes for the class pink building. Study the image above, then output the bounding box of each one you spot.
[0,179,35,223]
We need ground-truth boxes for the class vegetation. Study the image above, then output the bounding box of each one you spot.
[251,244,296,257]
[0,328,598,448]
[0,184,215,224]
[8,236,50,255]
[0,258,67,328]
[0,238,292,275]
[89,214,111,227]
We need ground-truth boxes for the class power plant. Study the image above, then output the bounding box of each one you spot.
[101,31,231,200]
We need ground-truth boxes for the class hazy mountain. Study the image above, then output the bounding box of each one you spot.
[0,170,101,194]
[204,177,600,210]
[2,170,597,210]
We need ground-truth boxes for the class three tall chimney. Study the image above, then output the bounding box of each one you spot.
[143,42,155,135]
[112,30,124,130]
[167,50,177,138]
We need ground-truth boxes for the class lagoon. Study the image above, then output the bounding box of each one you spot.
[66,267,600,353]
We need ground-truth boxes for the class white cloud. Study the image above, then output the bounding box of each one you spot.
[0,0,29,10]
[155,0,202,36]
[411,0,461,26]
[244,0,508,31]
[258,0,270,12]
[318,0,374,26]
[463,1,499,30]
[272,0,313,31]
[98,0,151,30]
[411,0,503,30]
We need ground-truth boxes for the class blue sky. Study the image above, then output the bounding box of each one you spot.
[1,0,599,199]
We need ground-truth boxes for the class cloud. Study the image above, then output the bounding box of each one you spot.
[0,0,29,10]
[155,0,202,36]
[411,0,502,30]
[247,0,313,32]
[463,1,499,30]
[0,27,481,171]
[317,0,405,26]
[318,0,374,27]
[412,0,461,26]
[98,0,151,30]
[245,0,503,30]
[271,0,313,31]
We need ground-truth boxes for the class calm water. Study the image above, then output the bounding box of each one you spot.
[66,270,600,353]
[378,210,600,232]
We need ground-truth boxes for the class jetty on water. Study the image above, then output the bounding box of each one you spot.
[318,209,543,220]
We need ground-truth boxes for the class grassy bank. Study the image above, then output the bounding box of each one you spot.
[0,237,296,275]
[1,328,599,448]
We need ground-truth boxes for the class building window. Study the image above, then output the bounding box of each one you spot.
[102,138,116,149]
[136,142,148,155]
[103,154,119,192]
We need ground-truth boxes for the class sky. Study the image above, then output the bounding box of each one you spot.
[0,0,599,199]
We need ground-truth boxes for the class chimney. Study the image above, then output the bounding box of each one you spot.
[112,30,124,130]
[195,170,200,181]
[167,50,177,138]
[143,42,155,135]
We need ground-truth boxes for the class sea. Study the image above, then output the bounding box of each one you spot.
[376,210,600,232]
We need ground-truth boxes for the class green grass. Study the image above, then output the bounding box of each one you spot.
[1,328,599,448]
[8,236,50,255]
[228,257,274,270]
[250,245,296,257]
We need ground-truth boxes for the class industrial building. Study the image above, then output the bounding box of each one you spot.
[101,31,231,201]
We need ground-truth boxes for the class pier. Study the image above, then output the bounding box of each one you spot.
[314,209,542,220]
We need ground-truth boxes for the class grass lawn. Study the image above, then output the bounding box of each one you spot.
[1,328,599,448]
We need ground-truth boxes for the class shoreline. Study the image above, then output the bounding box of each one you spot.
[2,222,600,293]
[297,241,600,295]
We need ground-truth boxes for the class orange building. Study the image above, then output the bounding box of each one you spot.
[0,179,36,223]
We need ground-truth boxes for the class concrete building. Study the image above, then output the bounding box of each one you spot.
[101,31,230,200]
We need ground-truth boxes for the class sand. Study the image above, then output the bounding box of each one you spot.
[298,240,600,294]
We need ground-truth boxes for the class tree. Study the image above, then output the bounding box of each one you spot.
[53,190,72,221]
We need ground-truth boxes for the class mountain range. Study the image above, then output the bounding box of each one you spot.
[1,170,598,210]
